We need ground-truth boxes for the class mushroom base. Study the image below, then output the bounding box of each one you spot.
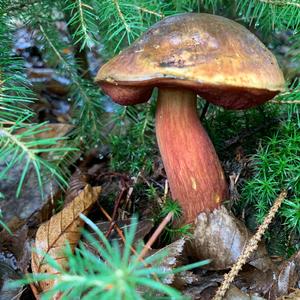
[156,88,228,224]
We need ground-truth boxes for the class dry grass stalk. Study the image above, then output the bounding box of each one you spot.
[137,211,174,261]
[213,190,287,300]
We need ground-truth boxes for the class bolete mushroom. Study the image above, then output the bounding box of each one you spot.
[96,13,285,224]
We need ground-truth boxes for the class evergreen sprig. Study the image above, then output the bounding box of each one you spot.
[0,119,76,196]
[11,215,209,299]
[37,23,104,143]
[236,0,300,31]
[64,0,98,50]
[0,11,75,196]
[95,0,165,53]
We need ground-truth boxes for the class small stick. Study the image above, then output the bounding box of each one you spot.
[106,187,127,238]
[100,205,139,256]
[137,211,174,261]
[213,190,287,300]
[123,171,141,212]
[99,205,161,282]
[26,274,40,300]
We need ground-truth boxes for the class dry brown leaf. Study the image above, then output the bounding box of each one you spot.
[189,206,275,271]
[224,285,266,300]
[270,251,300,299]
[146,238,187,288]
[31,185,101,292]
[64,169,89,205]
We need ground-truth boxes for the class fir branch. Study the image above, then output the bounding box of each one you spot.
[277,79,300,102]
[38,24,86,101]
[112,0,132,35]
[270,100,300,104]
[38,24,104,141]
[0,12,74,196]
[0,119,76,196]
[97,0,165,52]
[65,0,98,50]
[237,0,300,30]
[130,5,164,18]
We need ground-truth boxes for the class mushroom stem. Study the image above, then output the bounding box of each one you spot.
[155,88,228,223]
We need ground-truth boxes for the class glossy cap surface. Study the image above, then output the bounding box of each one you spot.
[96,13,285,109]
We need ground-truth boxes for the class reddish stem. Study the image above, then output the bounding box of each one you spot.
[155,88,228,223]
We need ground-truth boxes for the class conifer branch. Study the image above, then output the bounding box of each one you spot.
[0,121,75,196]
[237,0,300,30]
[112,0,131,33]
[129,4,164,18]
[38,24,103,136]
[65,0,97,50]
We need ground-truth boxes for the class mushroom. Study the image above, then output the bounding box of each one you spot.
[96,13,285,224]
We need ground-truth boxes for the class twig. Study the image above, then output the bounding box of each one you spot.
[76,0,91,44]
[213,190,287,300]
[123,172,141,213]
[106,187,127,238]
[27,274,40,300]
[137,211,174,261]
[99,205,160,282]
[99,205,138,256]
[133,5,164,18]
[112,0,131,33]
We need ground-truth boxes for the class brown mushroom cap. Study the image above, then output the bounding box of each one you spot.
[96,13,285,109]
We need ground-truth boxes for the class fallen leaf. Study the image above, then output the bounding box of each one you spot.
[31,185,101,293]
[269,250,300,298]
[224,284,266,300]
[64,169,89,205]
[92,219,153,242]
[234,265,274,296]
[227,238,300,299]
[183,281,267,300]
[147,238,187,287]
[182,274,222,300]
[189,206,275,271]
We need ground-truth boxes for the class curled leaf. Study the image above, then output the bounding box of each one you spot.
[31,185,101,292]
[190,206,274,271]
